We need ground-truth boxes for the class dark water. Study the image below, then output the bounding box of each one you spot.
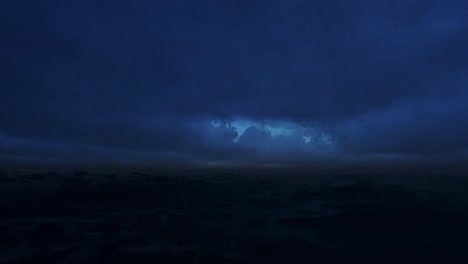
[1,170,468,263]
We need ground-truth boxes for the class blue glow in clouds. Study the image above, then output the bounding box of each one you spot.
[209,118,336,155]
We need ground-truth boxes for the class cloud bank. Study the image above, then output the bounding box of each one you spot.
[1,0,468,170]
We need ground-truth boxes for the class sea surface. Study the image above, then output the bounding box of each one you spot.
[1,170,468,263]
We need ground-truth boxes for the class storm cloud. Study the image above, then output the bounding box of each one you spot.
[1,0,468,169]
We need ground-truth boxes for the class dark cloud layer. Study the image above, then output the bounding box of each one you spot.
[1,0,468,170]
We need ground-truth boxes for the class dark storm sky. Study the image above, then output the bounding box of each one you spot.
[1,0,468,170]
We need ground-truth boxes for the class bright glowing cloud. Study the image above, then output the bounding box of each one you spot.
[208,118,336,155]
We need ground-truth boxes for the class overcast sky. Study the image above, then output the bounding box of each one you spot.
[1,0,468,171]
